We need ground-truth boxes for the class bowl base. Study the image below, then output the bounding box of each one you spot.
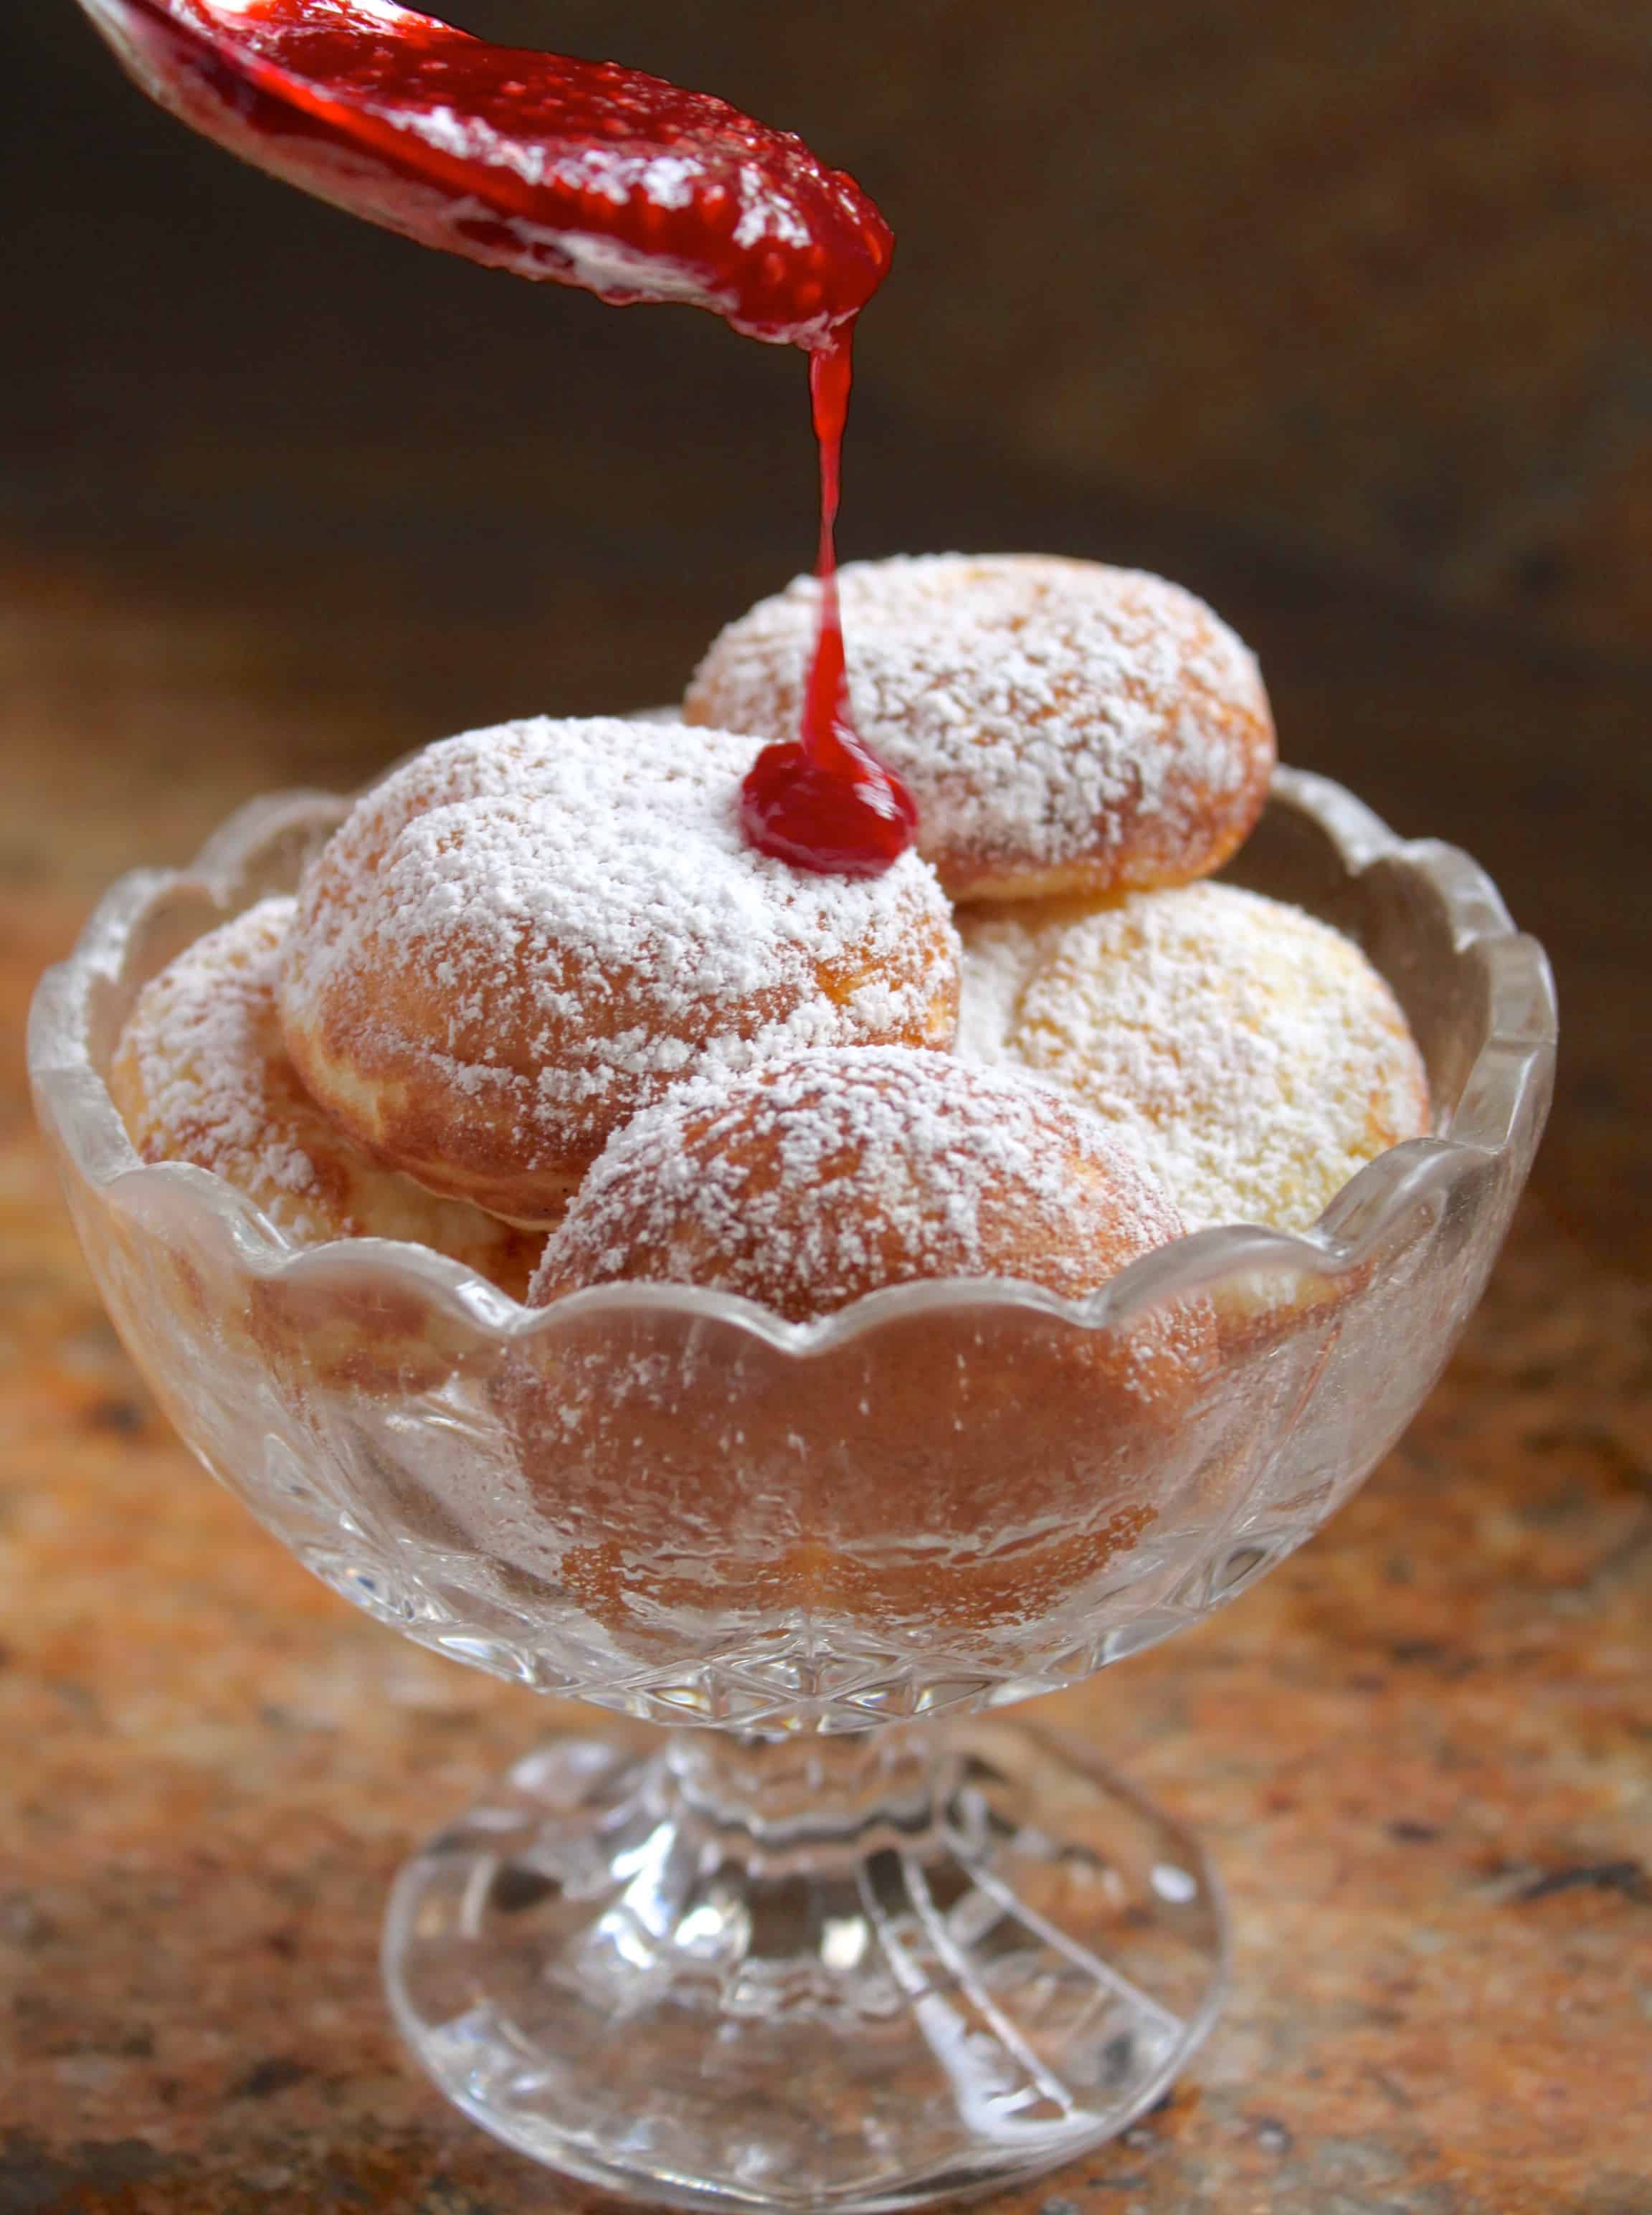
[384,1719,1228,2211]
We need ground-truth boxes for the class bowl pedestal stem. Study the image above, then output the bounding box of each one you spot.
[384,1716,1228,2210]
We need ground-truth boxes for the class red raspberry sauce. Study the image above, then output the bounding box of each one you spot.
[739,331,918,878]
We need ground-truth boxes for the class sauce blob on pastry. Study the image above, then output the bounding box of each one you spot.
[278,718,961,1226]
[687,553,1275,902]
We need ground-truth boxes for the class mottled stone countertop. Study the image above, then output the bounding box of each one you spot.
[1,541,1648,2215]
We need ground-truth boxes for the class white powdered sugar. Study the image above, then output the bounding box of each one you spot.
[956,883,1432,1233]
[954,907,1051,1068]
[685,554,1273,888]
[533,1044,1187,1319]
[280,718,959,1180]
[115,898,325,1210]
[110,896,531,1276]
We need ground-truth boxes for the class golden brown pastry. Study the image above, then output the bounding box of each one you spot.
[278,716,961,1226]
[957,881,1430,1232]
[530,1043,1187,1317]
[685,554,1275,902]
[110,898,538,1294]
[511,1047,1213,1641]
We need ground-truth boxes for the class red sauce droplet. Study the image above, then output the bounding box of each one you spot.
[75,0,892,343]
[79,0,918,876]
[739,330,918,878]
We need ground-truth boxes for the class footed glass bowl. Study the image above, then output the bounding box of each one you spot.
[29,768,1554,2211]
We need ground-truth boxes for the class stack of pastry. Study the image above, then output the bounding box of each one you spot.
[685,554,1428,1243]
[110,554,1431,1633]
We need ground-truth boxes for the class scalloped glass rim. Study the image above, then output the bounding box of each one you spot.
[29,765,1557,1355]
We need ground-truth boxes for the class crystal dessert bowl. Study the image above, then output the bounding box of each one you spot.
[29,767,1555,2212]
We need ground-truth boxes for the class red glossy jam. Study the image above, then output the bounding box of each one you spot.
[78,0,918,875]
[739,332,918,877]
[76,0,892,344]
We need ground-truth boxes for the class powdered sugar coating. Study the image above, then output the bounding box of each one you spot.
[279,718,960,1224]
[531,1045,1189,1323]
[685,554,1276,901]
[109,898,536,1292]
[957,883,1431,1232]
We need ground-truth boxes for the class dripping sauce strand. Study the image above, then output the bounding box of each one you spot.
[803,333,855,779]
[738,325,919,878]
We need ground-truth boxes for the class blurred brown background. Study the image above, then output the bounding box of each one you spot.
[11,1,1652,646]
[4,10,1652,2211]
